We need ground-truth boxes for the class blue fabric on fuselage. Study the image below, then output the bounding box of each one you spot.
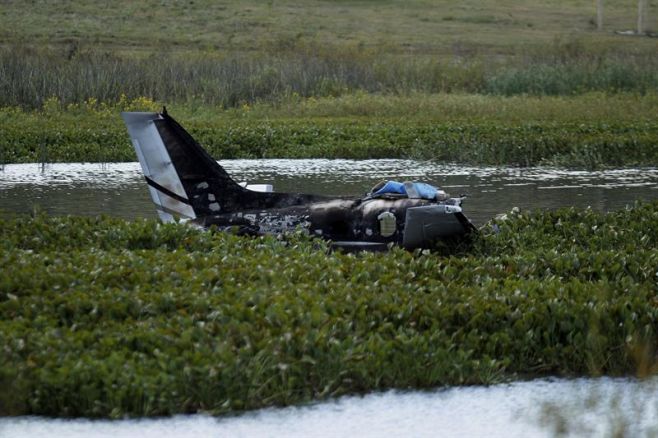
[372,181,438,200]
[373,181,406,195]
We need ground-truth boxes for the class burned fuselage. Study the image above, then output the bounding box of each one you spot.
[195,197,470,249]
[121,109,475,250]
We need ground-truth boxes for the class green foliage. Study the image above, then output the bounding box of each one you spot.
[2,99,658,168]
[1,203,657,417]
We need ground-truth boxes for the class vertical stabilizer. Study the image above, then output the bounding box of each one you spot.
[121,111,196,222]
[123,110,325,221]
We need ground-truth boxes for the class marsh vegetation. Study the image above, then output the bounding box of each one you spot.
[1,203,657,417]
[1,1,656,167]
[2,93,658,168]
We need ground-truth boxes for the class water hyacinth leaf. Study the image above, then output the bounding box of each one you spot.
[0,203,657,417]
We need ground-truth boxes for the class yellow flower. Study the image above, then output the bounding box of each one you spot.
[42,96,61,113]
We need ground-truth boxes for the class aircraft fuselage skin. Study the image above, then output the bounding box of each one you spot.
[194,196,470,248]
[121,110,475,250]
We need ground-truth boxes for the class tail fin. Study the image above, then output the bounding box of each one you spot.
[122,110,250,221]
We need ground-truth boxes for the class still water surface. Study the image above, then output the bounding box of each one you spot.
[2,377,657,437]
[1,160,657,224]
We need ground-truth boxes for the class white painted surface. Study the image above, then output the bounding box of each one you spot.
[121,112,195,221]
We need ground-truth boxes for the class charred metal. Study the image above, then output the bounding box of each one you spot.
[121,109,476,250]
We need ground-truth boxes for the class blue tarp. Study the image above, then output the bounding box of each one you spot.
[372,181,439,200]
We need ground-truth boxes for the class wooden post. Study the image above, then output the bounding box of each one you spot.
[637,0,646,34]
[596,0,604,30]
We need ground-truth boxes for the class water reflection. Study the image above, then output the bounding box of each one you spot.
[1,160,657,225]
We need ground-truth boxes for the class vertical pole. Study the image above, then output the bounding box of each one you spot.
[596,0,604,30]
[637,0,646,34]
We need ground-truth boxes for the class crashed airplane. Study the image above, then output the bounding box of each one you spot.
[121,109,475,250]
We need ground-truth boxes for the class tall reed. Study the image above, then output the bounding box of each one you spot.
[1,44,657,109]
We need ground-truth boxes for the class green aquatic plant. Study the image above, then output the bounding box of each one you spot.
[1,203,657,417]
[2,104,657,167]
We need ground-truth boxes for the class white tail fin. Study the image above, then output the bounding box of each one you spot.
[122,109,325,222]
[121,112,196,222]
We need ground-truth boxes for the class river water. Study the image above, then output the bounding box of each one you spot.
[2,160,658,436]
[2,377,657,437]
[1,160,657,224]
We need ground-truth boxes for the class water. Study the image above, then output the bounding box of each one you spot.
[2,377,657,438]
[1,160,657,225]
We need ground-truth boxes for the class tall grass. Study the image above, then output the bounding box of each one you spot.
[485,57,658,96]
[2,44,657,109]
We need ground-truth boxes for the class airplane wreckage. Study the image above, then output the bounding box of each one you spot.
[121,109,476,251]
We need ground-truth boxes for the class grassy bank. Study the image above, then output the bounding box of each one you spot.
[2,0,655,54]
[1,93,657,168]
[1,202,657,417]
[2,0,657,109]
[2,2,656,170]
